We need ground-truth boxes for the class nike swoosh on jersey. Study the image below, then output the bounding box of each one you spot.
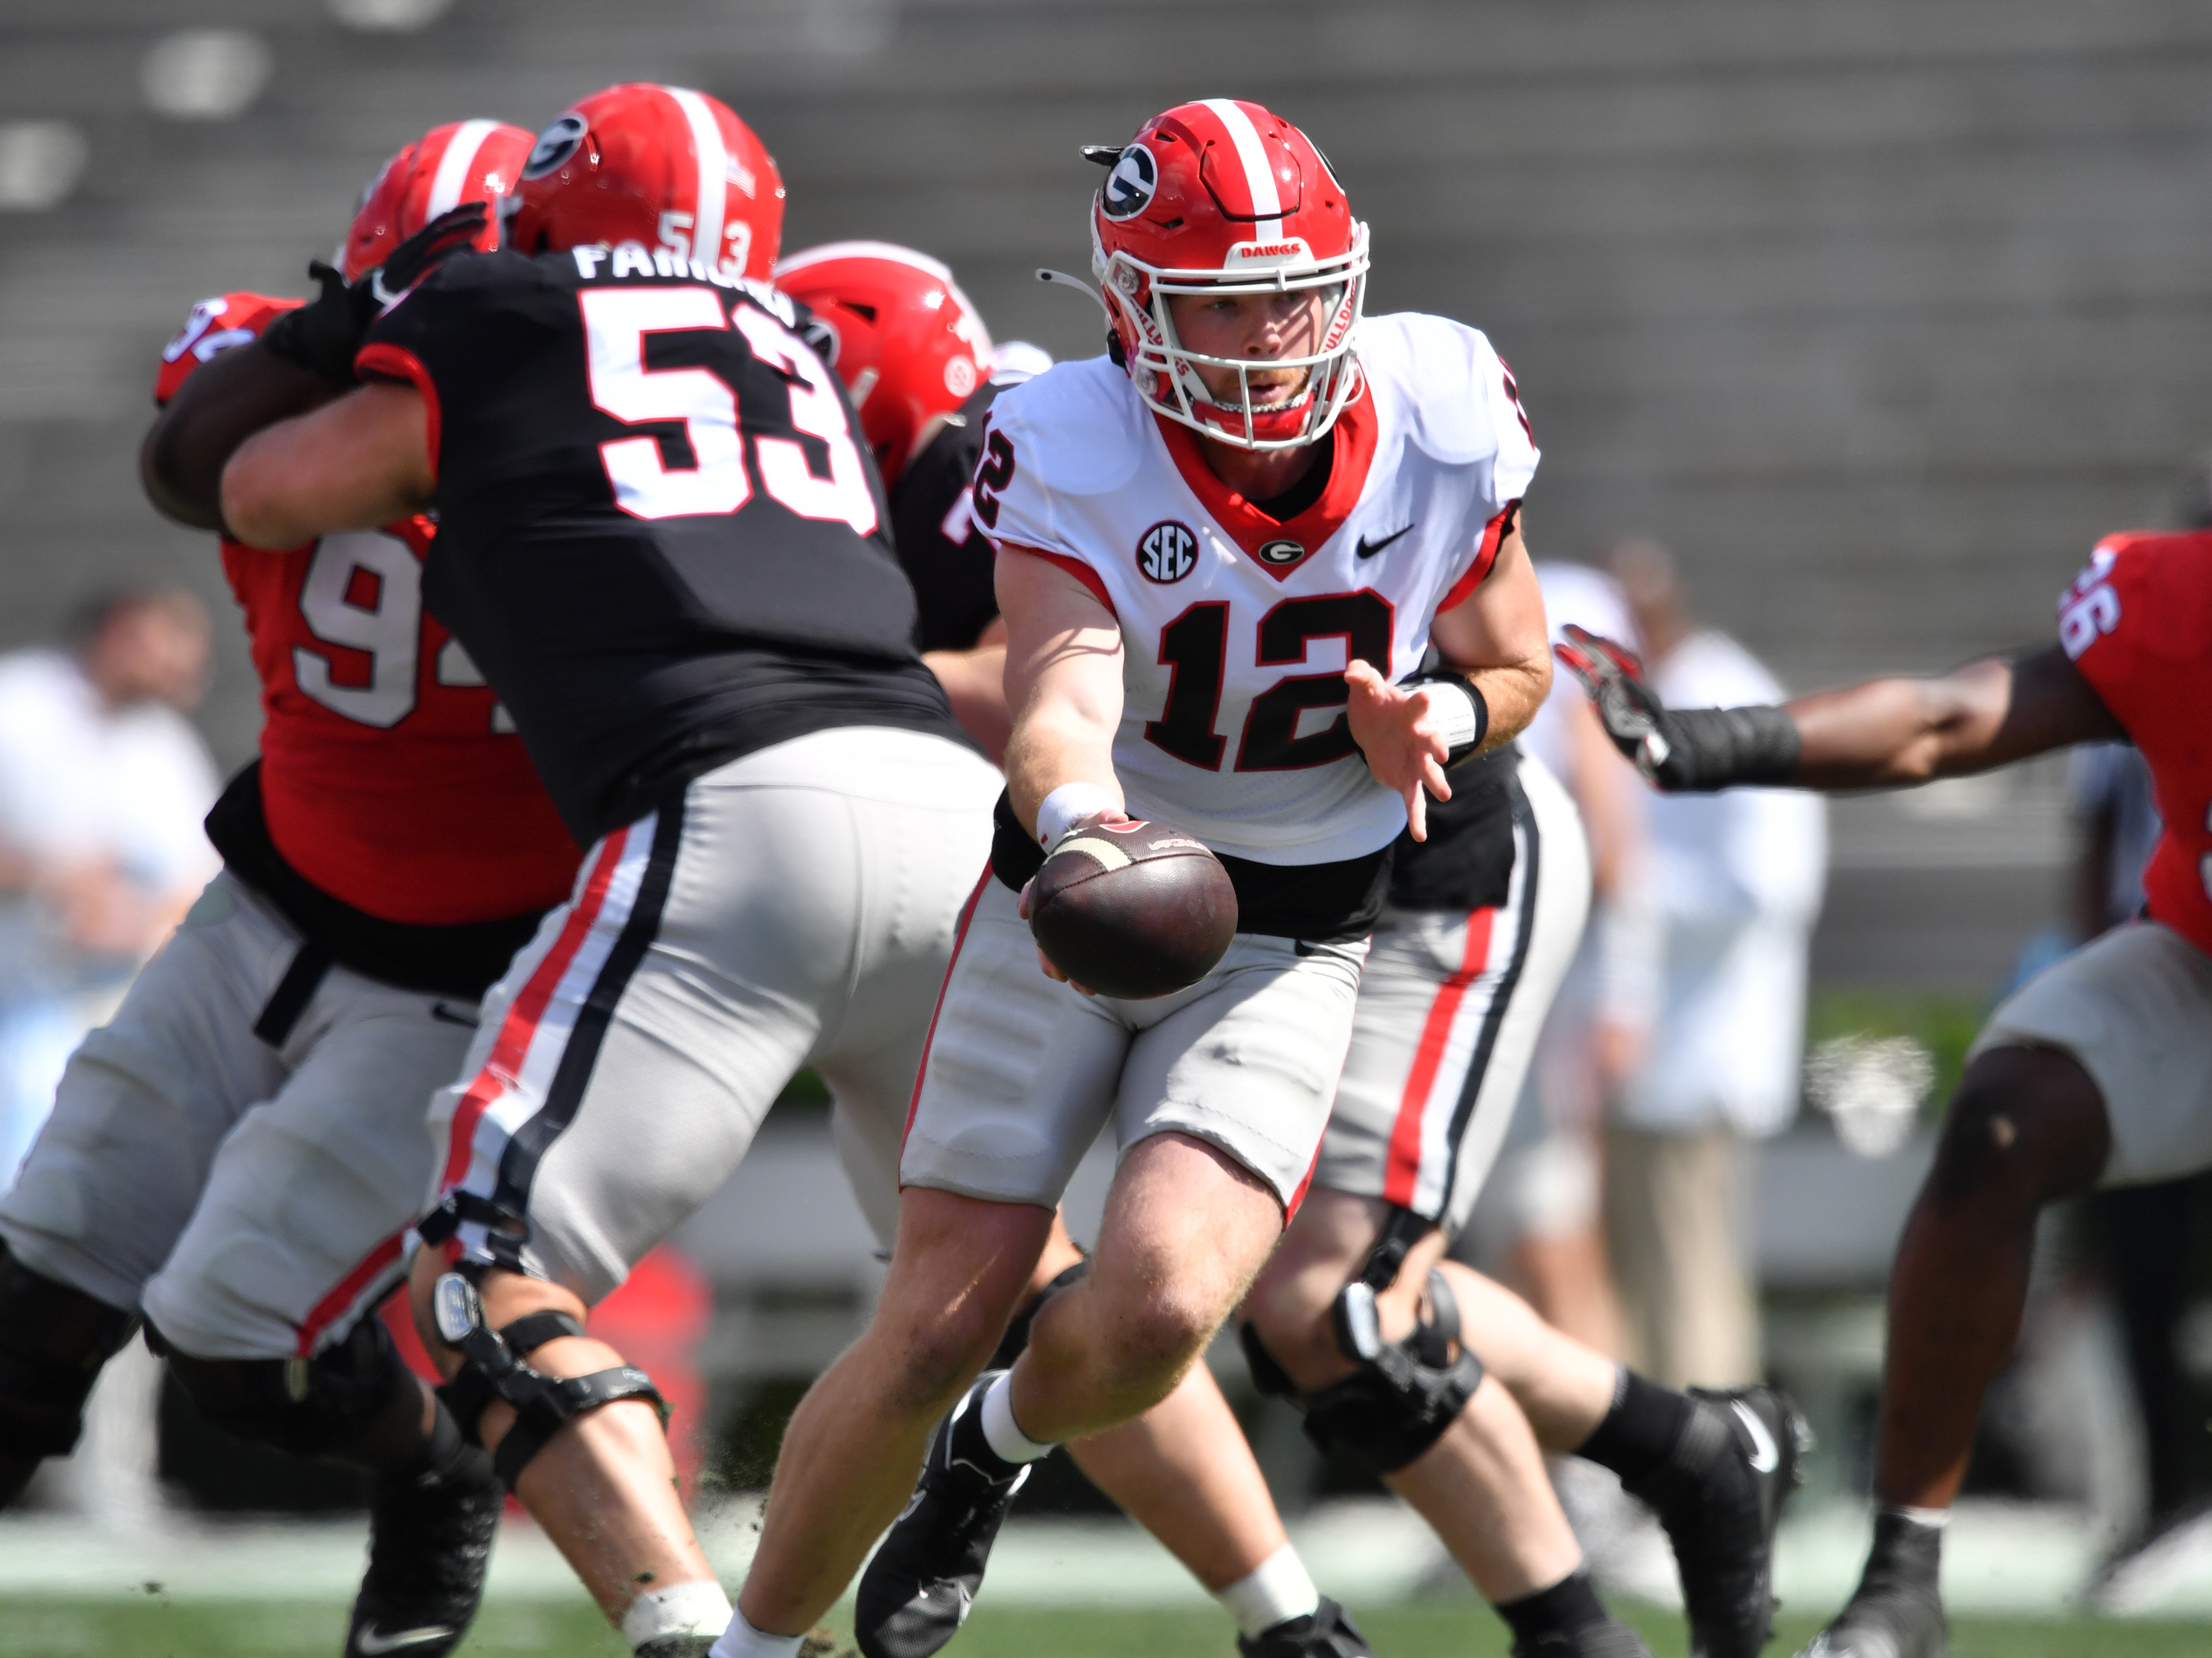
[1355,524,1415,559]
[1731,1398,1780,1474]
[353,1624,457,1657]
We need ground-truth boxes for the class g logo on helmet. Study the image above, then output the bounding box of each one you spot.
[524,114,588,181]
[796,315,839,367]
[1256,538,1305,567]
[1137,520,1198,584]
[1101,144,1159,222]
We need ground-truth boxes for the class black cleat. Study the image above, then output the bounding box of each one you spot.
[1237,1596,1373,1657]
[1794,1577,1947,1658]
[1510,1621,1656,1658]
[854,1372,1031,1658]
[1796,1513,1946,1658]
[1624,1384,1808,1658]
[344,1440,503,1658]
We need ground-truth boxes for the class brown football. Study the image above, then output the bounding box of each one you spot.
[1029,820,1238,999]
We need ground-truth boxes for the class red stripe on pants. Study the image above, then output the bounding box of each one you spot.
[294,1229,405,1357]
[1381,906,1495,1208]
[436,830,631,1192]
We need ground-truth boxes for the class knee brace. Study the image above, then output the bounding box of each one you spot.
[0,1244,138,1469]
[157,1312,425,1465]
[989,1256,1089,1372]
[1239,1208,1483,1475]
[428,1271,666,1490]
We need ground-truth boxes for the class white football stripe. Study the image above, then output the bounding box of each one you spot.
[426,118,498,218]
[1057,836,1133,873]
[668,87,726,268]
[1201,98,1282,241]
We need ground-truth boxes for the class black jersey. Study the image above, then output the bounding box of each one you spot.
[358,247,961,843]
[889,385,1001,654]
[1386,744,1521,912]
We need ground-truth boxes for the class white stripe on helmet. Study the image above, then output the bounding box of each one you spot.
[773,239,954,284]
[667,87,727,269]
[1200,98,1282,241]
[427,119,500,218]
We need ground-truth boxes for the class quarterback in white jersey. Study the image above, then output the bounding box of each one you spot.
[726,101,1659,1658]
[975,308,1535,864]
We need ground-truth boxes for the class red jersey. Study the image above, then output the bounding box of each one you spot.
[158,293,580,925]
[2058,531,2212,957]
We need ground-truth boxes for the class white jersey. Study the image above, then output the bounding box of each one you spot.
[976,312,1539,864]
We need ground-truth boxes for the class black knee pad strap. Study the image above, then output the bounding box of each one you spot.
[427,1274,665,1491]
[989,1256,1089,1372]
[1241,1260,1484,1477]
[0,1246,137,1460]
[161,1314,420,1461]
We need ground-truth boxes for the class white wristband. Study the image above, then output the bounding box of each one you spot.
[1036,781,1114,847]
[1424,677,1483,751]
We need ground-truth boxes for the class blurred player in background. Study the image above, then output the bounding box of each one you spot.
[1560,525,2212,1658]
[215,84,1003,1658]
[733,99,1658,1658]
[778,240,1364,1658]
[0,121,558,1658]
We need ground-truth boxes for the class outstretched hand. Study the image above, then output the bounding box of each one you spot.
[1344,661,1452,841]
[1553,624,1676,780]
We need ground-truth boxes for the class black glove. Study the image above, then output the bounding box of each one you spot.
[1553,623,1800,792]
[262,201,490,383]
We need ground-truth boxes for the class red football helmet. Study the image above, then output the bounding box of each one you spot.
[341,120,533,281]
[505,84,784,280]
[1089,98,1367,450]
[772,241,995,488]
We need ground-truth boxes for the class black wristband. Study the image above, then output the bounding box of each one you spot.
[1653,704,1801,791]
[1404,672,1489,765]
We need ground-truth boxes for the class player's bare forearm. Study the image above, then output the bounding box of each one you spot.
[997,547,1127,835]
[1429,526,1551,753]
[141,342,340,532]
[1787,647,2122,787]
[221,381,435,549]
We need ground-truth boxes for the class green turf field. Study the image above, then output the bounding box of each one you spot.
[2,1600,2206,1658]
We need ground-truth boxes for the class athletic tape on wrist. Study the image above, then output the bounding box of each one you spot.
[1036,781,1115,847]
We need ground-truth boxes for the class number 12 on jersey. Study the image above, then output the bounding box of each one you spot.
[580,287,877,534]
[1148,592,1395,773]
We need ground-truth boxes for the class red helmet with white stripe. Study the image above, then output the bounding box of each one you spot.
[772,241,994,488]
[342,119,532,280]
[1089,98,1367,450]
[505,83,784,280]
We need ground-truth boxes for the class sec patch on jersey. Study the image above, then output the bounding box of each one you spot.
[1029,821,1236,998]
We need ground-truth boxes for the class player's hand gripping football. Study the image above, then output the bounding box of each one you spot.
[1344,661,1454,841]
[1017,807,1130,994]
[262,201,491,384]
[1552,624,1681,782]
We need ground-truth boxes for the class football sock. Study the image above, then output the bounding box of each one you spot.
[1864,1507,1946,1588]
[1572,1364,1695,1485]
[977,1370,1055,1467]
[1217,1543,1322,1639]
[706,1607,802,1658]
[625,1581,736,1652]
[1496,1571,1609,1644]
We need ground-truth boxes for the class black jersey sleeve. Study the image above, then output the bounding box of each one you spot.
[355,249,959,842]
[889,385,1002,654]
